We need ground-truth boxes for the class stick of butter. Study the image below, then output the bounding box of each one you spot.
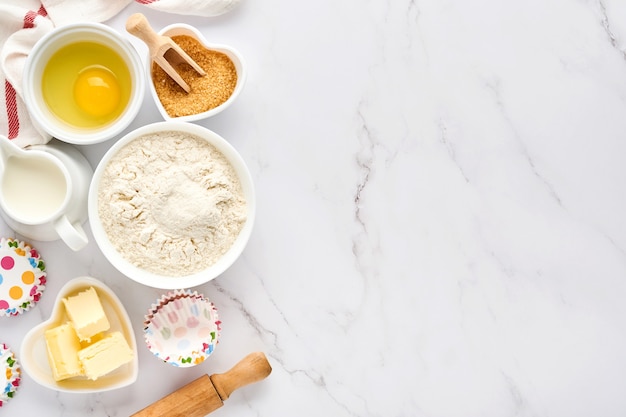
[78,331,134,381]
[44,323,84,381]
[63,287,110,341]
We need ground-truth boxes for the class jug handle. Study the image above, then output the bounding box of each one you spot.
[54,216,88,251]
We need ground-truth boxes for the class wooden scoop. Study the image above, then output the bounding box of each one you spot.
[131,352,272,417]
[126,13,206,93]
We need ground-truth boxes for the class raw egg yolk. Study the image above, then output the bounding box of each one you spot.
[74,67,121,117]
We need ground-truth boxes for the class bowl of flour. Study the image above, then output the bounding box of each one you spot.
[88,121,255,289]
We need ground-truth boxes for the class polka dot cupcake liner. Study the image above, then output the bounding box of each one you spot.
[0,343,21,407]
[144,289,220,367]
[0,238,46,317]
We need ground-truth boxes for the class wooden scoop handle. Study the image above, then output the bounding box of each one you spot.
[126,13,165,54]
[210,352,272,401]
[125,12,205,93]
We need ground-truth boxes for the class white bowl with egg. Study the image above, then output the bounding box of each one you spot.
[88,121,255,289]
[22,23,145,144]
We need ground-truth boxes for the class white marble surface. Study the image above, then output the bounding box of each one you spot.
[3,0,626,415]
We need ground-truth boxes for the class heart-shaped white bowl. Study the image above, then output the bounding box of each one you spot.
[20,276,138,392]
[147,23,246,122]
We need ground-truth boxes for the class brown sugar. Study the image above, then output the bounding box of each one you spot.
[152,35,238,117]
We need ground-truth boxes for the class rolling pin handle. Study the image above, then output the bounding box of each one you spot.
[210,352,272,401]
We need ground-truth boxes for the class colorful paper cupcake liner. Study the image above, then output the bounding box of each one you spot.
[0,238,47,317]
[0,343,21,406]
[144,289,220,367]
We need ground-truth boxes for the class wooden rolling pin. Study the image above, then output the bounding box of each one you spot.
[131,352,272,417]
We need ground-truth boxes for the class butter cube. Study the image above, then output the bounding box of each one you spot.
[78,331,133,380]
[44,323,83,381]
[63,287,110,341]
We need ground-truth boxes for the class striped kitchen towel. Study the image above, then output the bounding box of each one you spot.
[0,0,239,148]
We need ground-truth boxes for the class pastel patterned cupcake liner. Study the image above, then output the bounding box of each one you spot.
[0,238,47,317]
[144,289,220,367]
[0,343,21,407]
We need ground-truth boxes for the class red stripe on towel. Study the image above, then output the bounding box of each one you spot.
[136,0,158,4]
[4,6,48,140]
[23,5,48,29]
[38,5,48,17]
[5,81,19,139]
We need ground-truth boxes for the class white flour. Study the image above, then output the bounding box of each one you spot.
[98,131,247,276]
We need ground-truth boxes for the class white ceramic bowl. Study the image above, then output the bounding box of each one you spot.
[20,277,138,393]
[88,121,255,289]
[22,23,145,145]
[147,23,246,122]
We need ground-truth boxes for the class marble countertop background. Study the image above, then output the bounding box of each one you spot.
[3,0,626,416]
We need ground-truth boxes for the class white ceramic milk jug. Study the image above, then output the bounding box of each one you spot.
[0,135,92,251]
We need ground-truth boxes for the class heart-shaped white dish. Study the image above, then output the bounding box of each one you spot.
[147,23,247,122]
[20,276,138,393]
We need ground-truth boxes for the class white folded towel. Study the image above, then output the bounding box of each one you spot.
[0,0,238,147]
